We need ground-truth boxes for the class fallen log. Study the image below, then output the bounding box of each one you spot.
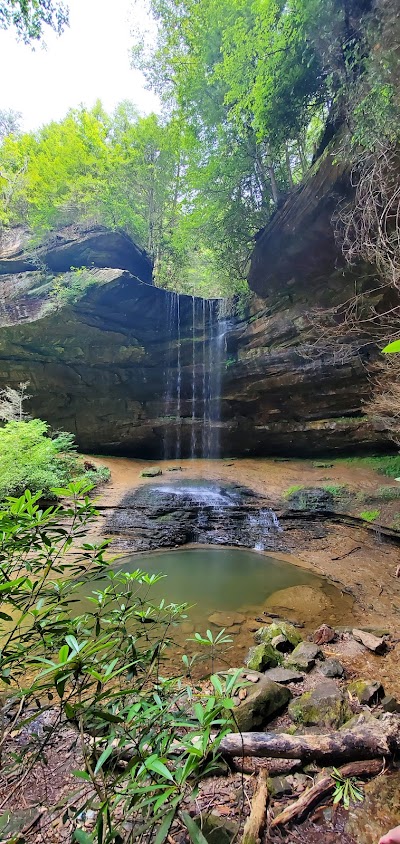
[242,770,268,844]
[87,715,400,767]
[219,714,400,764]
[270,759,383,827]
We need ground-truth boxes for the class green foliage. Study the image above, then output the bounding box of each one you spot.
[0,419,109,500]
[282,484,305,498]
[359,509,380,523]
[368,486,400,502]
[0,487,240,842]
[51,267,97,305]
[0,0,68,43]
[322,484,348,497]
[332,768,364,810]
[340,454,400,479]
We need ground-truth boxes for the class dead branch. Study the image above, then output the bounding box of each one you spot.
[270,759,383,827]
[242,770,268,844]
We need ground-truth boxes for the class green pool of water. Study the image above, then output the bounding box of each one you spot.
[112,547,321,615]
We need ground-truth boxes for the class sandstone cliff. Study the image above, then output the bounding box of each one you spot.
[0,207,390,455]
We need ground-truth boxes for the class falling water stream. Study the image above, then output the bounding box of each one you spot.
[163,294,229,459]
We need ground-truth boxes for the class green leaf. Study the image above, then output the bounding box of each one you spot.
[180,811,209,844]
[72,770,92,781]
[146,757,175,782]
[382,339,400,354]
[73,829,93,844]
[65,634,80,652]
[154,808,176,844]
[94,743,114,775]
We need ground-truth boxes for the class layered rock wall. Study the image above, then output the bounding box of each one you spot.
[0,204,390,455]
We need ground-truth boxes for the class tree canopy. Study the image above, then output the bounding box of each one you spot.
[0,0,397,298]
[0,0,68,42]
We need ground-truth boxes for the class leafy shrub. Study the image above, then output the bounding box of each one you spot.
[373,486,400,501]
[0,419,109,499]
[51,266,97,305]
[322,484,349,497]
[341,454,400,479]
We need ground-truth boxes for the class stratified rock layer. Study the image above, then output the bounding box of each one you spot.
[0,217,391,455]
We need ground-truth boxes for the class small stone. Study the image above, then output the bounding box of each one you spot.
[381,695,400,713]
[268,775,292,796]
[245,673,260,683]
[286,642,322,672]
[264,667,303,684]
[238,688,247,701]
[352,629,387,654]
[313,624,336,645]
[348,679,385,705]
[246,643,281,672]
[208,611,245,627]
[318,658,345,678]
[140,466,162,477]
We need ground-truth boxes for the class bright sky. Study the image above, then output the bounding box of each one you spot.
[0,0,159,132]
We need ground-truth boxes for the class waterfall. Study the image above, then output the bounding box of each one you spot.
[175,294,182,460]
[190,295,196,459]
[247,509,282,551]
[163,292,229,459]
[163,292,176,460]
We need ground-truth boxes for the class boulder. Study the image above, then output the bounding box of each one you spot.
[286,642,322,672]
[245,643,281,672]
[264,586,331,621]
[347,679,385,705]
[352,629,387,654]
[232,672,291,732]
[254,621,302,650]
[318,658,345,678]
[288,680,351,728]
[140,467,163,478]
[381,695,400,713]
[264,667,303,684]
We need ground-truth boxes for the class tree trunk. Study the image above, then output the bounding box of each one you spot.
[285,143,294,189]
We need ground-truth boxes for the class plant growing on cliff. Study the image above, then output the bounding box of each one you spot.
[0,418,109,499]
[51,267,97,305]
[0,380,31,421]
[0,485,239,843]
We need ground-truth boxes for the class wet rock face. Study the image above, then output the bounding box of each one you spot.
[105,481,283,552]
